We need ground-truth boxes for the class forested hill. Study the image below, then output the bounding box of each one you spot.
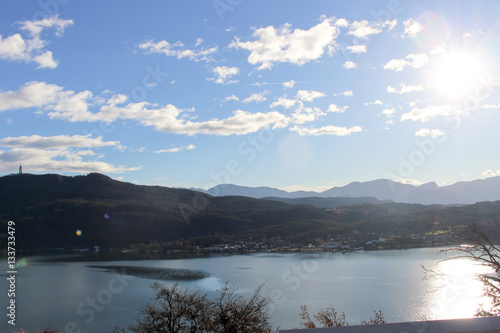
[1,173,500,251]
[0,173,338,250]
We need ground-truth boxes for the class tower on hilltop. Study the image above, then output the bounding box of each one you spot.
[19,164,22,175]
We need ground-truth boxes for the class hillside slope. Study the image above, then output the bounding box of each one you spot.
[2,173,500,251]
[0,173,338,249]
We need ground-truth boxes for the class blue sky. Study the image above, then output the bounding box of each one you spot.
[0,0,499,191]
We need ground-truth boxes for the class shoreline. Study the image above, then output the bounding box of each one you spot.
[5,242,451,263]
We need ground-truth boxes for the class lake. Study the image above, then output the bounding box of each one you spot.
[0,247,490,332]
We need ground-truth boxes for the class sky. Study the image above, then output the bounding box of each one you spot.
[0,0,499,192]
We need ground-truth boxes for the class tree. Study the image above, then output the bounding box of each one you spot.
[299,305,385,328]
[114,282,277,333]
[433,223,500,317]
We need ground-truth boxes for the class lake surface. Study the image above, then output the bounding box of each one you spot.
[0,248,490,332]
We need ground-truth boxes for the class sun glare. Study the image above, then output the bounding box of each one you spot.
[429,258,491,319]
[432,52,483,98]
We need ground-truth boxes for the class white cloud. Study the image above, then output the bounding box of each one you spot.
[291,125,362,136]
[403,19,424,38]
[0,134,137,174]
[0,34,25,61]
[430,45,446,55]
[2,81,365,138]
[32,51,58,69]
[296,90,325,102]
[343,61,357,69]
[384,53,428,71]
[154,144,196,153]
[347,20,381,38]
[268,91,324,110]
[270,92,340,125]
[95,104,286,136]
[401,105,465,122]
[327,104,348,113]
[0,15,72,69]
[478,103,500,110]
[347,19,396,39]
[283,80,296,89]
[382,107,396,117]
[0,134,119,149]
[161,110,286,136]
[482,170,500,177]
[396,178,423,186]
[415,128,445,138]
[138,39,217,62]
[335,18,349,28]
[0,81,64,112]
[222,95,239,103]
[230,17,340,70]
[194,38,203,47]
[335,90,354,97]
[289,107,326,125]
[346,44,367,53]
[364,100,383,106]
[0,81,287,136]
[130,147,147,153]
[247,82,268,87]
[242,91,270,103]
[208,66,240,84]
[18,15,73,37]
[2,81,358,137]
[386,83,424,94]
[385,19,398,31]
[270,95,297,109]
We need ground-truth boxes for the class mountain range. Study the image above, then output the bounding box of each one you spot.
[1,173,500,251]
[201,177,500,205]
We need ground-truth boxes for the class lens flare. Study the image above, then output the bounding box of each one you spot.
[75,229,82,236]
[15,257,29,268]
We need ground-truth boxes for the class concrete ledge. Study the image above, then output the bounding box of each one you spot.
[279,316,500,333]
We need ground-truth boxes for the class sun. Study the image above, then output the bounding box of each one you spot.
[432,52,483,98]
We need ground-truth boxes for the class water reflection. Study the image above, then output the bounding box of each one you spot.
[0,248,490,332]
[190,276,224,291]
[428,258,491,319]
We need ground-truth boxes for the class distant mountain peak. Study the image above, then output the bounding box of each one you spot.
[418,181,439,189]
[205,177,500,205]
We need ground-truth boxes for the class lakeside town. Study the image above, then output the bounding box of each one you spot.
[39,229,455,258]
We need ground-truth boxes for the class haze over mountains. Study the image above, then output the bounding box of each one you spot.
[202,177,500,205]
